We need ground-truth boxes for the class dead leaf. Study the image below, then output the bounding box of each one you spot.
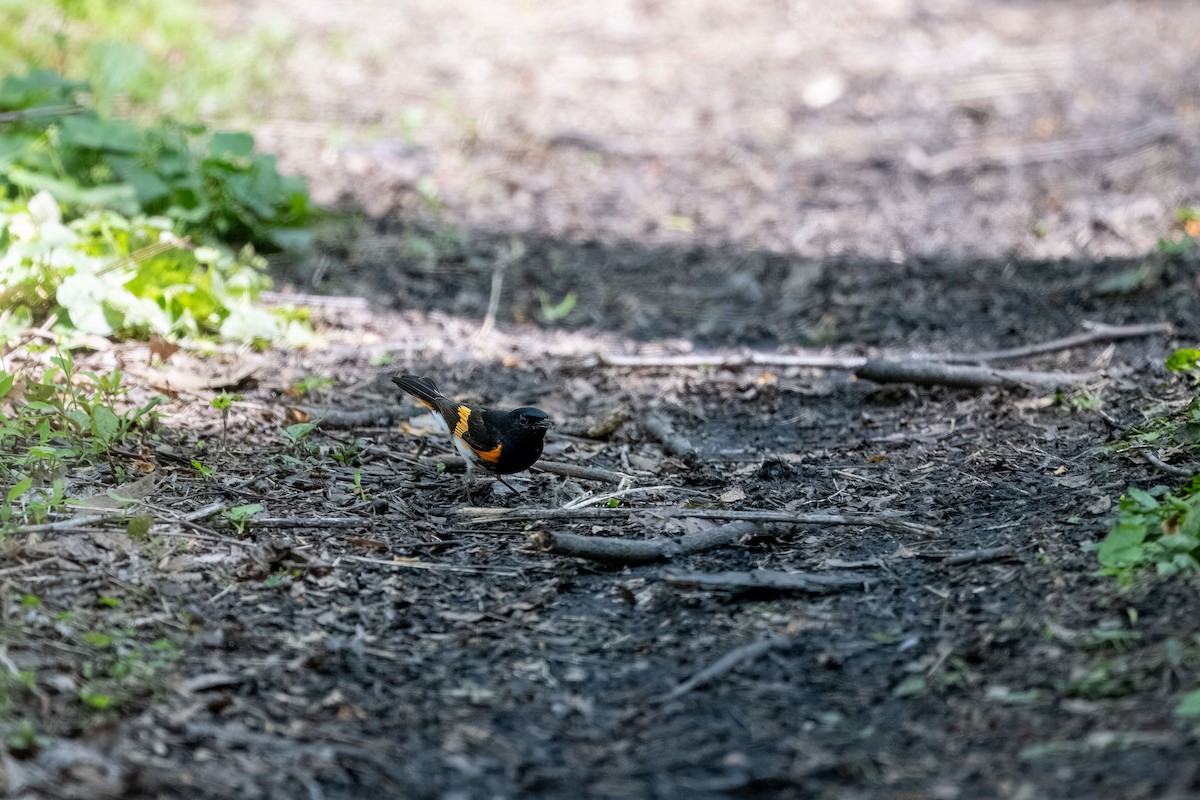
[129,352,263,392]
[148,337,181,364]
[345,536,389,551]
[719,487,746,503]
[73,474,158,510]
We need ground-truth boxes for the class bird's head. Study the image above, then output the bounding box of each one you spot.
[511,407,552,431]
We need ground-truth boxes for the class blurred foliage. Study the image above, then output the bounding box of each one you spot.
[0,0,291,120]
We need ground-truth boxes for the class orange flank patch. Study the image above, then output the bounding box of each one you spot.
[454,405,471,437]
[474,442,503,464]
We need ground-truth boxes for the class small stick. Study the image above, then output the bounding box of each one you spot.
[924,321,1173,364]
[530,521,761,565]
[316,406,404,429]
[1139,450,1196,478]
[248,516,379,529]
[661,567,872,593]
[339,554,521,576]
[11,512,123,534]
[656,632,792,703]
[940,545,1018,566]
[592,322,1171,372]
[464,506,940,536]
[474,237,525,343]
[856,359,1096,390]
[644,413,697,458]
[595,352,867,370]
[534,460,630,485]
[411,454,629,485]
[182,503,227,522]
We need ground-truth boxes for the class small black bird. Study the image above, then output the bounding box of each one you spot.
[392,374,551,498]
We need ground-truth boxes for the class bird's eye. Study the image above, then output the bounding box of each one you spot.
[517,415,529,427]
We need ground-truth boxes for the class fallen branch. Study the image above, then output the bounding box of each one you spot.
[1139,450,1197,478]
[589,322,1170,373]
[644,413,697,458]
[594,351,867,370]
[410,455,628,485]
[315,406,403,429]
[250,516,379,529]
[656,631,792,703]
[940,545,1017,566]
[530,521,762,565]
[856,359,1096,390]
[534,459,630,485]
[661,567,872,594]
[924,321,1173,364]
[464,506,940,536]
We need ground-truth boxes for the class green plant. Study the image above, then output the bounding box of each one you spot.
[0,0,291,121]
[278,420,321,463]
[331,437,365,466]
[0,354,164,529]
[1177,689,1200,718]
[1097,481,1200,583]
[0,69,315,346]
[77,631,180,715]
[350,468,370,501]
[224,503,263,536]
[538,290,577,323]
[1167,348,1200,376]
[291,375,334,396]
[210,390,241,446]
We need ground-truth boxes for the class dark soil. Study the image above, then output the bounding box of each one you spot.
[6,237,1200,799]
[6,1,1200,798]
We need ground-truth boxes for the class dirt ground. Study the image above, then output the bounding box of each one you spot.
[5,1,1200,799]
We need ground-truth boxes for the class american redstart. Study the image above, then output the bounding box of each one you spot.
[392,374,551,498]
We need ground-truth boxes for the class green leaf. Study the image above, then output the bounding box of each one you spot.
[225,503,264,522]
[1126,487,1160,510]
[86,42,150,109]
[1097,519,1148,569]
[80,691,112,709]
[90,406,120,444]
[281,420,319,443]
[7,477,33,503]
[57,114,143,153]
[1166,348,1200,372]
[81,631,113,647]
[208,131,255,159]
[1175,689,1200,718]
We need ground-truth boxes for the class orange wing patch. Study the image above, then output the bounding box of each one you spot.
[453,405,471,437]
[473,443,503,464]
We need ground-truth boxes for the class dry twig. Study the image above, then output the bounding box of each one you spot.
[594,351,866,370]
[656,631,792,703]
[534,459,630,485]
[1139,450,1196,478]
[856,359,1096,390]
[465,506,940,536]
[939,545,1017,567]
[530,521,761,564]
[661,567,872,593]
[644,413,697,458]
[924,321,1172,364]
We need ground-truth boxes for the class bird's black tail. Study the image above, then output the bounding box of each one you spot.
[391,375,443,408]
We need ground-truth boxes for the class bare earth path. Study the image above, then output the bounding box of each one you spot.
[5,1,1200,798]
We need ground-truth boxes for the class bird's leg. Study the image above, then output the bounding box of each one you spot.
[463,460,475,504]
[496,475,519,494]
